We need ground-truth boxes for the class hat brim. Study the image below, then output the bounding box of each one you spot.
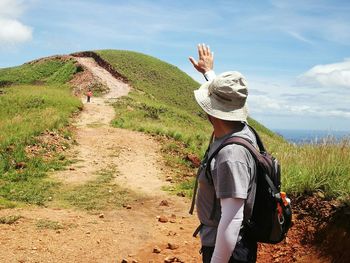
[194,82,248,122]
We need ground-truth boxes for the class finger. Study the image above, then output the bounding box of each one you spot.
[204,44,210,56]
[198,43,204,58]
[189,56,198,67]
[202,43,208,56]
[206,45,210,55]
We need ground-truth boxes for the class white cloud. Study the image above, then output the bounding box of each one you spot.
[0,0,32,45]
[0,0,25,18]
[247,74,350,121]
[0,18,32,44]
[249,94,350,119]
[248,95,282,112]
[286,31,313,45]
[299,59,350,89]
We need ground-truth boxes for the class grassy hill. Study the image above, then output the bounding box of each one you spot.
[0,50,349,207]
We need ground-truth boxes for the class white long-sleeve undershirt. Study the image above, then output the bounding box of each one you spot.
[210,198,245,263]
[204,70,216,81]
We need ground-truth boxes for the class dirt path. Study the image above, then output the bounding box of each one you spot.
[55,57,166,195]
[0,57,201,263]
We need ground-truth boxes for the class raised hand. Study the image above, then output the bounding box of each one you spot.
[189,43,214,74]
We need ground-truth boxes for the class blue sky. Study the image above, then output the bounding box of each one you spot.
[1,0,350,131]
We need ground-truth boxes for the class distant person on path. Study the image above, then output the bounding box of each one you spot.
[189,44,258,263]
[86,89,93,103]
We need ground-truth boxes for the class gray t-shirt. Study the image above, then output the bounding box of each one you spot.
[196,124,257,246]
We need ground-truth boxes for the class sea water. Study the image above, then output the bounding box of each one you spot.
[273,129,350,144]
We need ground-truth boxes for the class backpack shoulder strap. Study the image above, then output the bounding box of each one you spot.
[225,137,263,165]
[206,124,265,177]
[226,137,280,195]
[246,124,266,152]
[224,136,274,178]
[205,135,259,182]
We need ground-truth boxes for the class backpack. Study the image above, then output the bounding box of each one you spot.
[189,125,292,244]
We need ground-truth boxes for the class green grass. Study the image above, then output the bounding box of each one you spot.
[0,198,16,209]
[112,92,211,156]
[0,215,22,224]
[0,85,81,148]
[0,58,82,206]
[57,166,136,211]
[96,50,202,114]
[163,179,196,198]
[0,58,77,86]
[279,139,350,200]
[36,219,64,230]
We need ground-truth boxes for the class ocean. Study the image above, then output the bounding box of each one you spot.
[273,129,350,144]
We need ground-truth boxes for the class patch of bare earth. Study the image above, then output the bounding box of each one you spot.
[257,194,350,263]
[0,198,200,263]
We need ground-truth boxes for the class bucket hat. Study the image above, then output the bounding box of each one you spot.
[194,71,248,121]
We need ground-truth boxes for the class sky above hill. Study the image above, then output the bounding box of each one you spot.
[1,0,350,131]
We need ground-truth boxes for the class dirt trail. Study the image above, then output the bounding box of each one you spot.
[56,57,166,195]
